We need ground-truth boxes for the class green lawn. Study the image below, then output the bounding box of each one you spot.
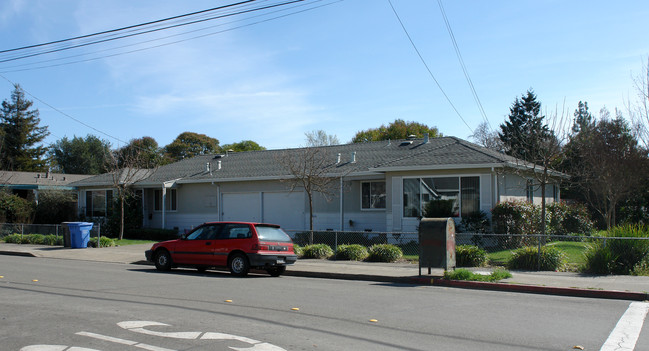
[485,241,593,270]
[113,239,155,246]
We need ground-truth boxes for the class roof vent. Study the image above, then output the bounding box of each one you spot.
[206,162,211,173]
[400,140,413,146]
[407,134,417,140]
[217,160,222,170]
[336,153,341,164]
[350,151,357,163]
[424,133,430,144]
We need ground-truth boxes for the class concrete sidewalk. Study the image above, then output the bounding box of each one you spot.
[1,242,648,301]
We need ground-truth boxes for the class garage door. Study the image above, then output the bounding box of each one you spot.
[222,193,261,222]
[263,192,305,231]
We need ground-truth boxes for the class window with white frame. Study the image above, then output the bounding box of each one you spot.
[403,176,479,218]
[154,188,177,211]
[361,181,386,210]
[85,190,113,217]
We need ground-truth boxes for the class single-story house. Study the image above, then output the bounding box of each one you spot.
[70,136,564,234]
[0,171,92,204]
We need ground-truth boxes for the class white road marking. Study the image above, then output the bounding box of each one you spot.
[22,320,287,351]
[20,346,100,351]
[77,331,175,351]
[600,301,649,351]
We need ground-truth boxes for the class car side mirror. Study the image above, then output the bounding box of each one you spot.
[180,234,188,240]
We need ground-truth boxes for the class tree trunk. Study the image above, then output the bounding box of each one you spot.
[307,192,313,244]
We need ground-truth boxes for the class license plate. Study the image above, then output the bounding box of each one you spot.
[276,259,285,264]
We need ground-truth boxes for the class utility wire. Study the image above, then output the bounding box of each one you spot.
[0,0,256,54]
[387,0,473,133]
[0,0,306,64]
[437,0,490,130]
[0,0,340,74]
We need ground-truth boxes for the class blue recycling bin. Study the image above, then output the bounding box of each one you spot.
[66,222,93,248]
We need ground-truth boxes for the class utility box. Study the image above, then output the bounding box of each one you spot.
[419,218,456,274]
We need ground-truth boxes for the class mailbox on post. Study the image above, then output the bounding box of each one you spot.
[419,218,456,275]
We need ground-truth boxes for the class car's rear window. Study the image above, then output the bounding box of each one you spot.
[255,225,291,242]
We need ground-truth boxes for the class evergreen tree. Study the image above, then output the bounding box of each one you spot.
[352,119,440,143]
[0,84,49,171]
[571,101,594,134]
[498,89,550,163]
[49,135,111,174]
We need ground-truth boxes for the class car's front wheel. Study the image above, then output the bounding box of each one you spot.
[154,250,172,271]
[229,253,250,277]
[266,266,286,277]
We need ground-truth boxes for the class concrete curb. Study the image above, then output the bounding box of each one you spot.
[0,250,37,258]
[287,270,649,301]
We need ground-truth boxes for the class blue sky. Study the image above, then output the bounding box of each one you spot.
[1,0,647,150]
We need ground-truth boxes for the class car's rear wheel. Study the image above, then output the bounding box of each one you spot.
[154,250,172,271]
[266,266,286,277]
[229,253,250,277]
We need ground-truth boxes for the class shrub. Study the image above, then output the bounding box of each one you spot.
[89,236,116,248]
[367,244,403,262]
[335,244,369,261]
[582,224,649,275]
[27,234,46,244]
[301,244,333,259]
[456,245,487,267]
[33,190,77,224]
[547,202,594,235]
[293,244,303,257]
[459,211,491,233]
[507,245,567,271]
[443,268,512,282]
[423,199,456,218]
[43,234,63,246]
[491,201,538,234]
[0,191,35,223]
[2,234,21,243]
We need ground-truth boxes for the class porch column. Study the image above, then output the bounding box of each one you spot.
[161,186,166,229]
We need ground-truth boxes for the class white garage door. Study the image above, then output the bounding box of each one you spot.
[222,193,261,222]
[263,192,305,231]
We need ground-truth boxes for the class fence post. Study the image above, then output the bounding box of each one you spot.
[334,231,338,260]
[537,234,542,271]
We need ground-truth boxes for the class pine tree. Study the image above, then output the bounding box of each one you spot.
[0,84,49,171]
[498,89,550,163]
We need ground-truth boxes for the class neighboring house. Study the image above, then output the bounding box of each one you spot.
[0,171,92,204]
[71,136,565,234]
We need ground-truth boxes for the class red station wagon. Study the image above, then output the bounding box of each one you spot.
[145,222,297,277]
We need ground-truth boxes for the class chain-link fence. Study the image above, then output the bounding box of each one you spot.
[286,230,649,268]
[0,222,102,241]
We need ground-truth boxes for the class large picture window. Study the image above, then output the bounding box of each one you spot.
[403,176,480,218]
[85,190,113,217]
[361,181,386,209]
[154,188,177,211]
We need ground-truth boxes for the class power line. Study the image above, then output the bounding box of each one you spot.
[387,0,473,133]
[0,0,340,74]
[437,0,491,130]
[0,0,306,64]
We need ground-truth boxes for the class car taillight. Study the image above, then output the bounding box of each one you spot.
[252,243,269,251]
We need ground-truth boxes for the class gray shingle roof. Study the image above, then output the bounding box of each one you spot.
[70,137,535,188]
[135,136,519,186]
[0,171,91,188]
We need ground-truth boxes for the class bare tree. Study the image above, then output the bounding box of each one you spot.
[276,146,341,240]
[105,147,154,240]
[629,58,649,149]
[469,121,503,151]
[305,130,340,146]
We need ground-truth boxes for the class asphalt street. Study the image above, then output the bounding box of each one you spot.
[2,255,647,351]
